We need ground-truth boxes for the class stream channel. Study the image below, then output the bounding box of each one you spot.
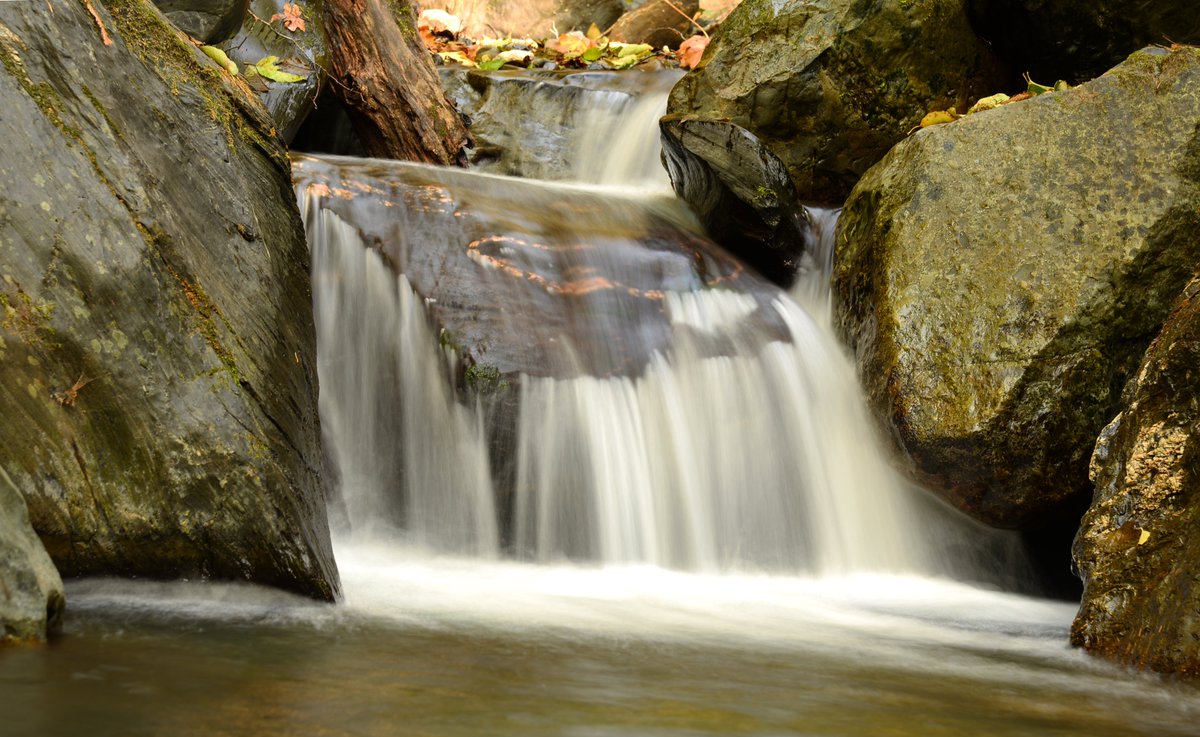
[4,69,1200,737]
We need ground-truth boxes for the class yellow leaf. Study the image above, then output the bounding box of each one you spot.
[919,109,958,128]
[1138,529,1150,545]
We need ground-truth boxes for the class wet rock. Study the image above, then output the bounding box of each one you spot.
[294,153,787,381]
[1071,276,1200,675]
[0,0,338,599]
[153,0,248,43]
[967,0,1200,85]
[440,67,680,183]
[833,46,1200,529]
[219,0,328,143]
[666,0,1006,204]
[1,472,64,645]
[610,0,698,50]
[659,116,808,285]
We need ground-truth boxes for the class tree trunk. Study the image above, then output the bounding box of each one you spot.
[323,0,469,164]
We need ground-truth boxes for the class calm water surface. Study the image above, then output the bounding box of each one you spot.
[3,543,1198,737]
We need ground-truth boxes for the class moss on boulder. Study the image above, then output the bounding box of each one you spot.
[833,46,1200,529]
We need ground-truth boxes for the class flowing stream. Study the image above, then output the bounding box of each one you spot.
[6,70,1200,736]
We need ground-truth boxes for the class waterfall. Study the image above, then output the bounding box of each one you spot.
[302,71,963,578]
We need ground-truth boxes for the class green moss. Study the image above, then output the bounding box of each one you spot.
[465,362,506,394]
[81,85,123,141]
[752,185,778,208]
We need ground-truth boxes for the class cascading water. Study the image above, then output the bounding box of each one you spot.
[302,70,957,578]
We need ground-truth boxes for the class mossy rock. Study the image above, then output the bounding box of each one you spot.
[0,0,338,599]
[1072,276,1200,675]
[666,0,1007,205]
[833,46,1200,530]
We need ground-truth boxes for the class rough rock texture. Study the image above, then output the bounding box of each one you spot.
[833,46,1200,529]
[1071,276,1200,675]
[610,0,698,50]
[0,0,338,599]
[659,117,808,285]
[221,0,328,143]
[1,470,64,644]
[153,0,248,43]
[666,0,1006,205]
[967,0,1200,85]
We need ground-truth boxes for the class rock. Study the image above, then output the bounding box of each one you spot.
[1072,277,1200,675]
[659,116,808,285]
[220,0,328,143]
[610,0,698,50]
[556,0,626,32]
[294,153,788,380]
[967,0,1200,85]
[440,67,680,183]
[666,0,1007,204]
[153,0,248,43]
[0,0,338,599]
[833,46,1200,529]
[1,471,64,645]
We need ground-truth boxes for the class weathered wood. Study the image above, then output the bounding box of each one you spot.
[323,0,469,164]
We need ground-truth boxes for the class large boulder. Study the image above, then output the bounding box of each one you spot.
[0,0,338,599]
[833,46,1200,529]
[1071,277,1200,675]
[665,0,1007,206]
[967,0,1200,85]
[1,471,64,644]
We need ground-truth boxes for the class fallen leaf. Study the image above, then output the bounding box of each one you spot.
[251,56,306,83]
[201,45,239,75]
[919,108,958,128]
[678,34,708,69]
[269,2,306,32]
[1138,529,1151,545]
[966,92,1009,114]
[547,31,593,59]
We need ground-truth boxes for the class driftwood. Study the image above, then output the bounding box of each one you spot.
[324,0,470,164]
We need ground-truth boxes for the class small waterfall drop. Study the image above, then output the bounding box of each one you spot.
[302,71,961,579]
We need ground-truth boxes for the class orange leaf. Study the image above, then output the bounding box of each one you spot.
[270,2,306,33]
[678,34,708,69]
[418,9,462,37]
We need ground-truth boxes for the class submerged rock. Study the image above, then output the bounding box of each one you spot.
[967,0,1200,85]
[833,46,1200,529]
[0,0,338,599]
[665,0,1006,205]
[1,472,64,644]
[153,0,248,43]
[1072,277,1200,675]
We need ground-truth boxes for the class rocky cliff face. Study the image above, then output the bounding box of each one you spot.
[0,0,338,599]
[1072,276,1200,675]
[833,46,1200,530]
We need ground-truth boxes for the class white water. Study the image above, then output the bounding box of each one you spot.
[300,72,1000,580]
